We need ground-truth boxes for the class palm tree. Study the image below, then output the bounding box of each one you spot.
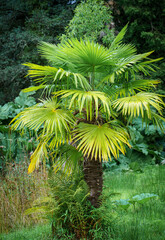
[11,25,164,207]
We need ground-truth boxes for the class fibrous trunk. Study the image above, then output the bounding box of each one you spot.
[83,157,103,208]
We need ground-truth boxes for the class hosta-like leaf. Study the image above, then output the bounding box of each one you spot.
[130,193,158,204]
[112,199,131,210]
[72,123,131,161]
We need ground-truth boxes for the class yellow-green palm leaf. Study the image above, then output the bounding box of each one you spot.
[113,92,165,118]
[11,98,75,137]
[23,63,91,90]
[28,141,48,173]
[72,123,131,161]
[54,89,112,120]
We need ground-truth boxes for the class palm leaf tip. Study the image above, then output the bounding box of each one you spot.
[28,142,48,174]
[73,123,131,161]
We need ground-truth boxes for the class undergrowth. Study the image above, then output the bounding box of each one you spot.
[0,160,48,233]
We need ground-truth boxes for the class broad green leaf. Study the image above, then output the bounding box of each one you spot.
[130,193,158,204]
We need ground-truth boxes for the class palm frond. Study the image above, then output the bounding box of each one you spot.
[106,79,160,98]
[10,98,75,136]
[113,51,154,77]
[23,63,58,83]
[23,63,91,90]
[54,89,112,120]
[23,85,47,93]
[38,41,62,65]
[53,144,82,175]
[28,141,48,173]
[113,92,165,118]
[143,111,165,130]
[72,123,131,161]
[38,39,112,73]
[110,24,128,50]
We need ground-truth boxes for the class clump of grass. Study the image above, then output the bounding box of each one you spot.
[0,159,48,233]
[104,165,165,240]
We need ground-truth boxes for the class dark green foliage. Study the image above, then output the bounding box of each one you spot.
[112,0,165,85]
[113,0,165,56]
[0,0,76,104]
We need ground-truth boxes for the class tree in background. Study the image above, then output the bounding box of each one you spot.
[61,0,115,46]
[11,26,164,207]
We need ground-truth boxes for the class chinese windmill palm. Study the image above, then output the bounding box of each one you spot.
[11,25,164,207]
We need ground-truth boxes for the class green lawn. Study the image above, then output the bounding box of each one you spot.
[104,165,165,240]
[0,224,52,240]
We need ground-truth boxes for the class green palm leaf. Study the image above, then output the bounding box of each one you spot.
[72,122,130,161]
[10,98,75,137]
[107,79,160,98]
[38,39,113,73]
[23,63,91,90]
[54,89,112,120]
[110,24,128,50]
[23,63,58,83]
[113,92,165,118]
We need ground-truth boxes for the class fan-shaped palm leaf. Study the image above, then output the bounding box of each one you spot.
[72,122,131,161]
[54,89,112,120]
[10,98,75,137]
[38,39,113,74]
[113,92,165,118]
[23,63,91,90]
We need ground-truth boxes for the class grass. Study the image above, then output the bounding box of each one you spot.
[0,160,48,233]
[104,165,165,240]
[0,164,165,239]
[0,224,52,240]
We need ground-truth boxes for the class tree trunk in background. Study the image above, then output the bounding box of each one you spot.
[83,157,103,208]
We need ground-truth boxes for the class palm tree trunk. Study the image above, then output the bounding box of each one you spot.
[83,157,103,208]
